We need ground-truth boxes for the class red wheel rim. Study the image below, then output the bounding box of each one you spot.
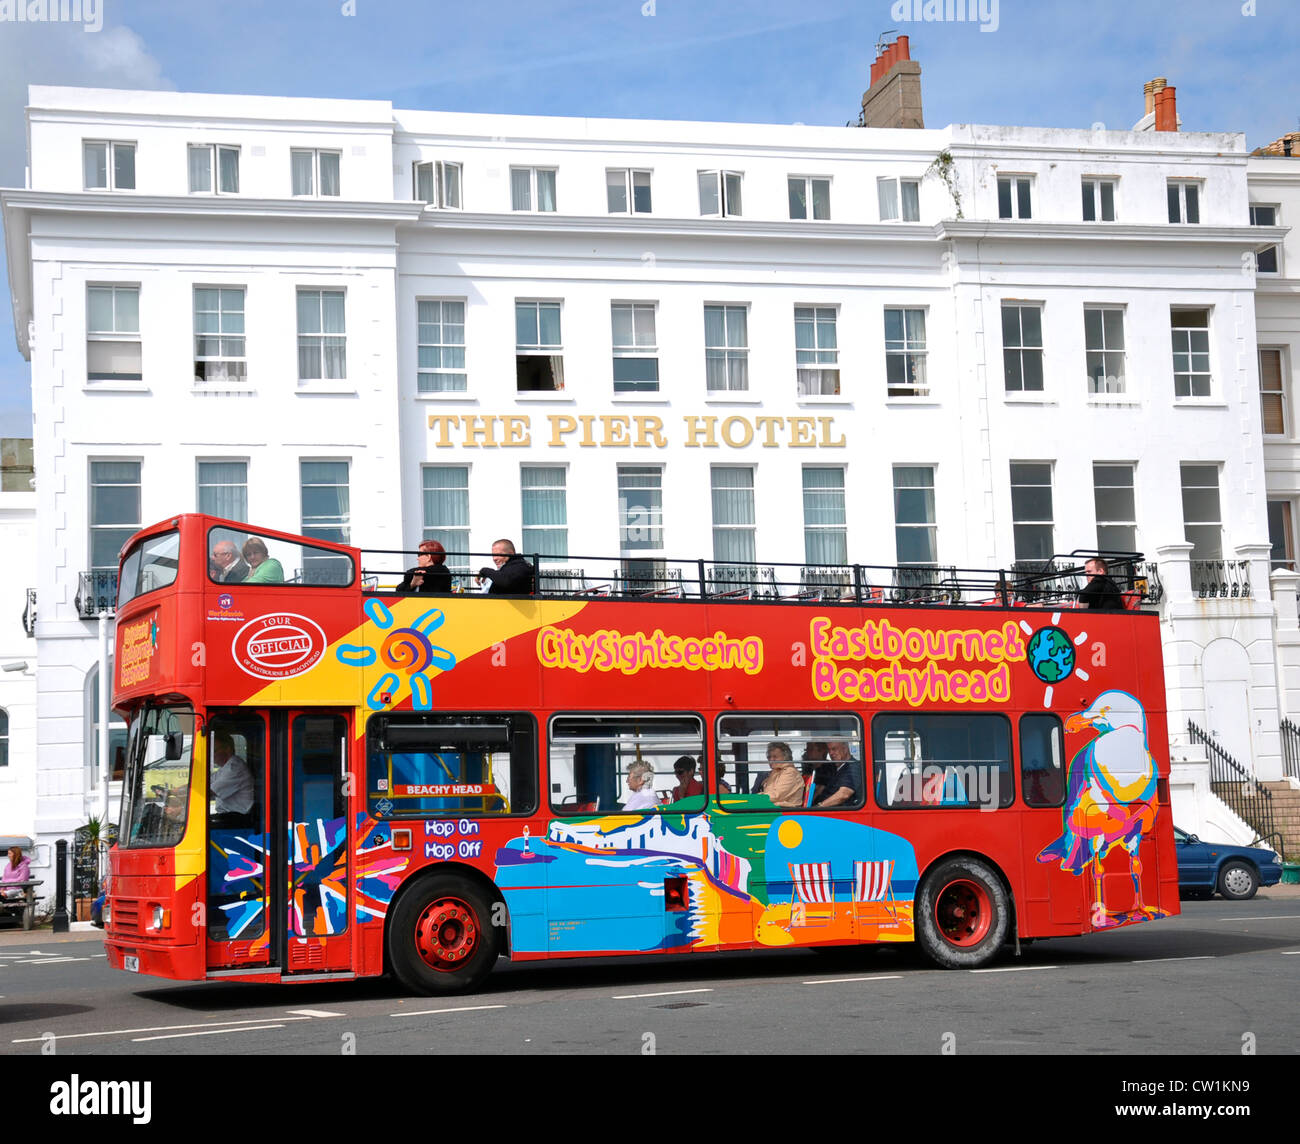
[414,896,480,971]
[934,878,992,947]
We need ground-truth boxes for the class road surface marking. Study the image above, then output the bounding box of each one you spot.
[16,957,86,965]
[287,1009,345,1018]
[390,1004,508,1017]
[970,965,1060,973]
[802,975,903,985]
[12,1016,314,1044]
[134,1024,285,1043]
[612,988,714,1000]
[1213,914,1300,922]
[1130,955,1214,964]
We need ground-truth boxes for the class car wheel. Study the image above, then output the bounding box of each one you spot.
[915,856,1010,969]
[1217,860,1259,901]
[388,874,500,995]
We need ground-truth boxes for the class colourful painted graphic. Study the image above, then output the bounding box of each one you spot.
[354,814,409,924]
[208,828,268,941]
[1037,689,1168,926]
[289,816,348,936]
[335,600,456,711]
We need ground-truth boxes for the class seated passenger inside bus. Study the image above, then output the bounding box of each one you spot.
[242,537,284,584]
[759,741,804,808]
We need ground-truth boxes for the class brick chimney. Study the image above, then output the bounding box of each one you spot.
[860,35,924,129]
[1252,131,1300,157]
[1154,84,1178,132]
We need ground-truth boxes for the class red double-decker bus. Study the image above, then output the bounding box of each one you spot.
[104,514,1178,993]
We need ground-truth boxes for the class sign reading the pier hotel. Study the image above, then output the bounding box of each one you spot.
[427,413,846,449]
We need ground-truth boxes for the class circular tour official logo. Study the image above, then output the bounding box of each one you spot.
[232,613,328,680]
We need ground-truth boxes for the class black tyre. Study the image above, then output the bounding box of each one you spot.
[915,856,1010,969]
[388,874,500,994]
[1217,860,1259,901]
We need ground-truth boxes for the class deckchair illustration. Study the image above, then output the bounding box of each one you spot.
[852,859,897,922]
[788,861,834,928]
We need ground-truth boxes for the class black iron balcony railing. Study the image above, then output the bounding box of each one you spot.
[1191,559,1251,599]
[75,570,119,618]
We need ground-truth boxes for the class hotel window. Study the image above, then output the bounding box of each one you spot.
[795,306,839,396]
[884,308,927,397]
[89,460,141,570]
[997,175,1032,219]
[291,149,340,197]
[521,467,568,561]
[417,300,467,393]
[296,289,347,382]
[878,177,920,222]
[1001,303,1043,393]
[197,460,248,522]
[704,304,749,392]
[300,461,351,584]
[1251,204,1279,273]
[83,141,135,190]
[1010,462,1054,562]
[1268,500,1295,571]
[423,467,470,572]
[193,287,246,385]
[86,666,127,783]
[515,301,563,392]
[1167,180,1200,224]
[1084,306,1126,395]
[617,465,662,551]
[188,144,240,194]
[0,708,6,769]
[1093,463,1136,553]
[413,160,462,208]
[1171,308,1211,398]
[893,465,938,565]
[1081,178,1116,222]
[611,302,659,393]
[510,167,556,212]
[607,169,652,214]
[87,285,141,383]
[1260,348,1287,436]
[699,170,743,217]
[803,468,847,566]
[711,467,756,568]
[1180,463,1222,560]
[788,176,831,220]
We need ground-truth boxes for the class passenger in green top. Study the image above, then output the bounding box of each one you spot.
[242,536,284,584]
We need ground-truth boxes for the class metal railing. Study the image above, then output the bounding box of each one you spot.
[75,570,119,618]
[1188,720,1280,856]
[1281,717,1300,783]
[22,588,35,637]
[1191,559,1252,599]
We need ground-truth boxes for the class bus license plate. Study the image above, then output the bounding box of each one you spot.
[124,955,139,973]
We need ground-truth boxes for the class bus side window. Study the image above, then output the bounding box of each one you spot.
[1020,714,1065,808]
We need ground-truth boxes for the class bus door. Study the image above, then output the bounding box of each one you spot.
[205,712,273,970]
[282,710,353,975]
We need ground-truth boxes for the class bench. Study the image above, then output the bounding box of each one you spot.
[0,880,43,930]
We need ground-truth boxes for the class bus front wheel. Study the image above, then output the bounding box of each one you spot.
[915,856,1009,969]
[389,874,500,995]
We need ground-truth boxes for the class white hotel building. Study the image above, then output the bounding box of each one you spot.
[3,58,1298,871]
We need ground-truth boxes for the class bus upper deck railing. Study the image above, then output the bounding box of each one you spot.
[356,547,1160,609]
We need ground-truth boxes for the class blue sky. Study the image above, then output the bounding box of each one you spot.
[0,0,1297,437]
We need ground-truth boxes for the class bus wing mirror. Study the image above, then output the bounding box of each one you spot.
[165,731,184,761]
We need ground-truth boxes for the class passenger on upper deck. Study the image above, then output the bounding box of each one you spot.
[1078,557,1124,611]
[398,539,453,594]
[210,539,249,583]
[476,539,535,595]
[242,537,285,584]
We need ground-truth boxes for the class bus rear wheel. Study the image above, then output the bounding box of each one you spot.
[915,856,1009,969]
[389,874,499,995]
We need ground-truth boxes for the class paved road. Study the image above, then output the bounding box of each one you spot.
[2,895,1298,1057]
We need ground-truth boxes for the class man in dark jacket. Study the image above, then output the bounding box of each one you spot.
[477,539,535,595]
[398,539,453,593]
[1078,557,1125,610]
[210,538,249,583]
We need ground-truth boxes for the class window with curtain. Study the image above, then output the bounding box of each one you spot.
[87,284,141,383]
[521,467,568,561]
[423,466,470,571]
[878,177,920,222]
[611,302,659,393]
[607,169,652,214]
[893,465,937,565]
[417,299,467,393]
[795,306,839,395]
[188,144,240,193]
[698,171,742,217]
[1001,303,1043,393]
[1010,462,1054,562]
[511,167,557,211]
[1085,306,1126,395]
[618,466,662,551]
[194,287,247,384]
[788,176,831,220]
[711,467,756,567]
[884,308,927,397]
[1093,463,1137,553]
[89,460,141,570]
[291,149,340,197]
[803,467,847,566]
[413,160,462,208]
[297,289,347,382]
[1259,348,1287,436]
[704,305,748,392]
[197,460,248,521]
[83,141,135,190]
[300,460,351,585]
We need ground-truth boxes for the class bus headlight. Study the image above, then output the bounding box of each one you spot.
[102,903,111,927]
[148,905,169,931]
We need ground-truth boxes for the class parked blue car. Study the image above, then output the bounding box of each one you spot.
[1175,826,1283,900]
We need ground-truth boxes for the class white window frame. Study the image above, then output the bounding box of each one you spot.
[416,298,467,394]
[1001,302,1044,394]
[83,140,135,191]
[711,466,757,568]
[1092,462,1137,554]
[997,174,1033,220]
[617,465,663,552]
[1084,305,1126,395]
[515,300,564,392]
[422,465,471,572]
[1267,499,1295,572]
[795,306,840,396]
[1250,204,1280,273]
[1259,347,1288,437]
[893,465,938,566]
[413,160,462,209]
[704,304,749,393]
[698,170,743,218]
[1081,177,1116,222]
[296,288,347,383]
[788,175,831,221]
[510,167,557,212]
[88,458,141,571]
[193,287,247,386]
[611,302,659,394]
[196,459,249,522]
[877,177,920,222]
[1010,461,1054,563]
[521,466,569,562]
[188,144,240,194]
[802,467,847,567]
[1167,179,1201,224]
[87,284,142,384]
[1180,462,1223,561]
[291,149,341,197]
[606,168,652,214]
[1171,307,1213,399]
[884,307,928,398]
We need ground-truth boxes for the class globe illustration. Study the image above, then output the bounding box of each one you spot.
[1027,626,1075,683]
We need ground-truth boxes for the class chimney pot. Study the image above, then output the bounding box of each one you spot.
[1155,85,1178,132]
